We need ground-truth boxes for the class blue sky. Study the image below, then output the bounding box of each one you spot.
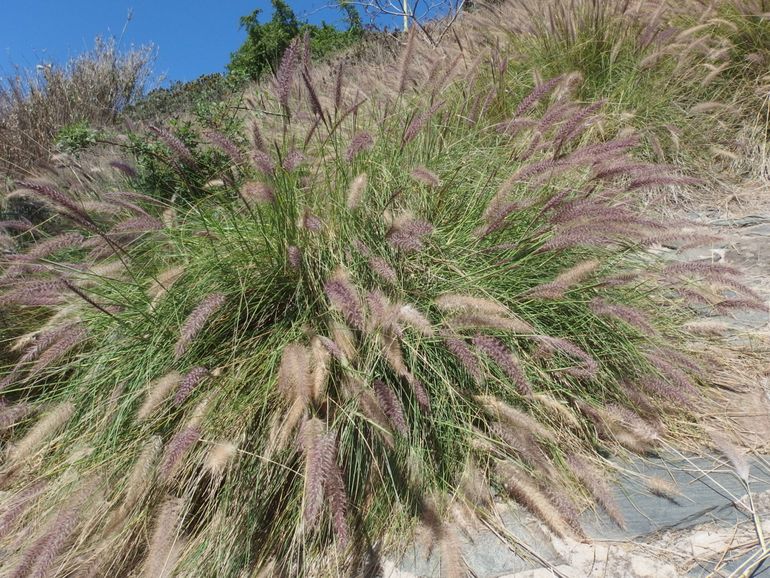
[0,0,358,84]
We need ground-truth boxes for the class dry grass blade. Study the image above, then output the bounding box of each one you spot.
[142,497,185,578]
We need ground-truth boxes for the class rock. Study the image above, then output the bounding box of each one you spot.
[709,215,770,227]
[581,455,770,540]
[742,223,770,236]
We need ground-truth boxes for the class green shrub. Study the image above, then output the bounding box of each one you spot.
[55,121,101,153]
[227,0,364,80]
[125,73,242,124]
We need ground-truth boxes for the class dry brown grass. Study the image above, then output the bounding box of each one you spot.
[0,38,153,177]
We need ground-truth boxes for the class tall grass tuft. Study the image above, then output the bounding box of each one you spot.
[0,6,760,575]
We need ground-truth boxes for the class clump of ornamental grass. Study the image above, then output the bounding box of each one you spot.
[0,28,764,577]
[505,0,770,191]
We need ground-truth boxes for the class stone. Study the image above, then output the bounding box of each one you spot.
[709,215,770,227]
[742,223,770,236]
[581,455,770,540]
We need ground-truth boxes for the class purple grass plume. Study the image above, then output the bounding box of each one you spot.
[534,335,598,379]
[410,166,441,188]
[346,132,374,162]
[28,325,88,378]
[275,38,300,112]
[16,181,96,230]
[0,278,68,307]
[174,367,209,406]
[346,173,368,210]
[442,332,483,383]
[160,427,201,480]
[554,100,606,152]
[10,504,79,578]
[251,121,267,152]
[277,343,312,404]
[0,218,33,233]
[567,455,625,529]
[0,480,47,538]
[324,269,365,331]
[283,150,306,172]
[241,181,275,205]
[373,379,408,435]
[403,100,445,144]
[515,75,563,116]
[18,232,83,262]
[287,245,302,270]
[638,376,694,407]
[405,375,429,413]
[302,69,325,120]
[397,27,417,95]
[368,255,398,285]
[590,299,657,335]
[0,401,33,429]
[302,210,323,232]
[302,427,337,529]
[325,461,350,547]
[109,160,138,178]
[253,150,275,175]
[174,293,226,360]
[334,61,344,111]
[205,130,244,165]
[149,125,197,168]
[299,424,350,546]
[472,335,531,395]
[386,214,434,253]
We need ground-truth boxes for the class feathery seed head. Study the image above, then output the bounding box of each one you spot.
[253,150,275,174]
[142,497,184,577]
[410,166,441,188]
[282,150,306,172]
[174,367,209,406]
[174,293,226,360]
[205,130,243,165]
[287,245,302,269]
[345,132,374,162]
[149,125,197,168]
[7,401,74,463]
[160,427,200,480]
[386,213,434,253]
[241,181,275,205]
[346,173,368,210]
[472,335,531,395]
[324,268,365,330]
[109,160,138,178]
[278,343,313,404]
[275,38,300,111]
[138,372,182,421]
[205,441,237,476]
